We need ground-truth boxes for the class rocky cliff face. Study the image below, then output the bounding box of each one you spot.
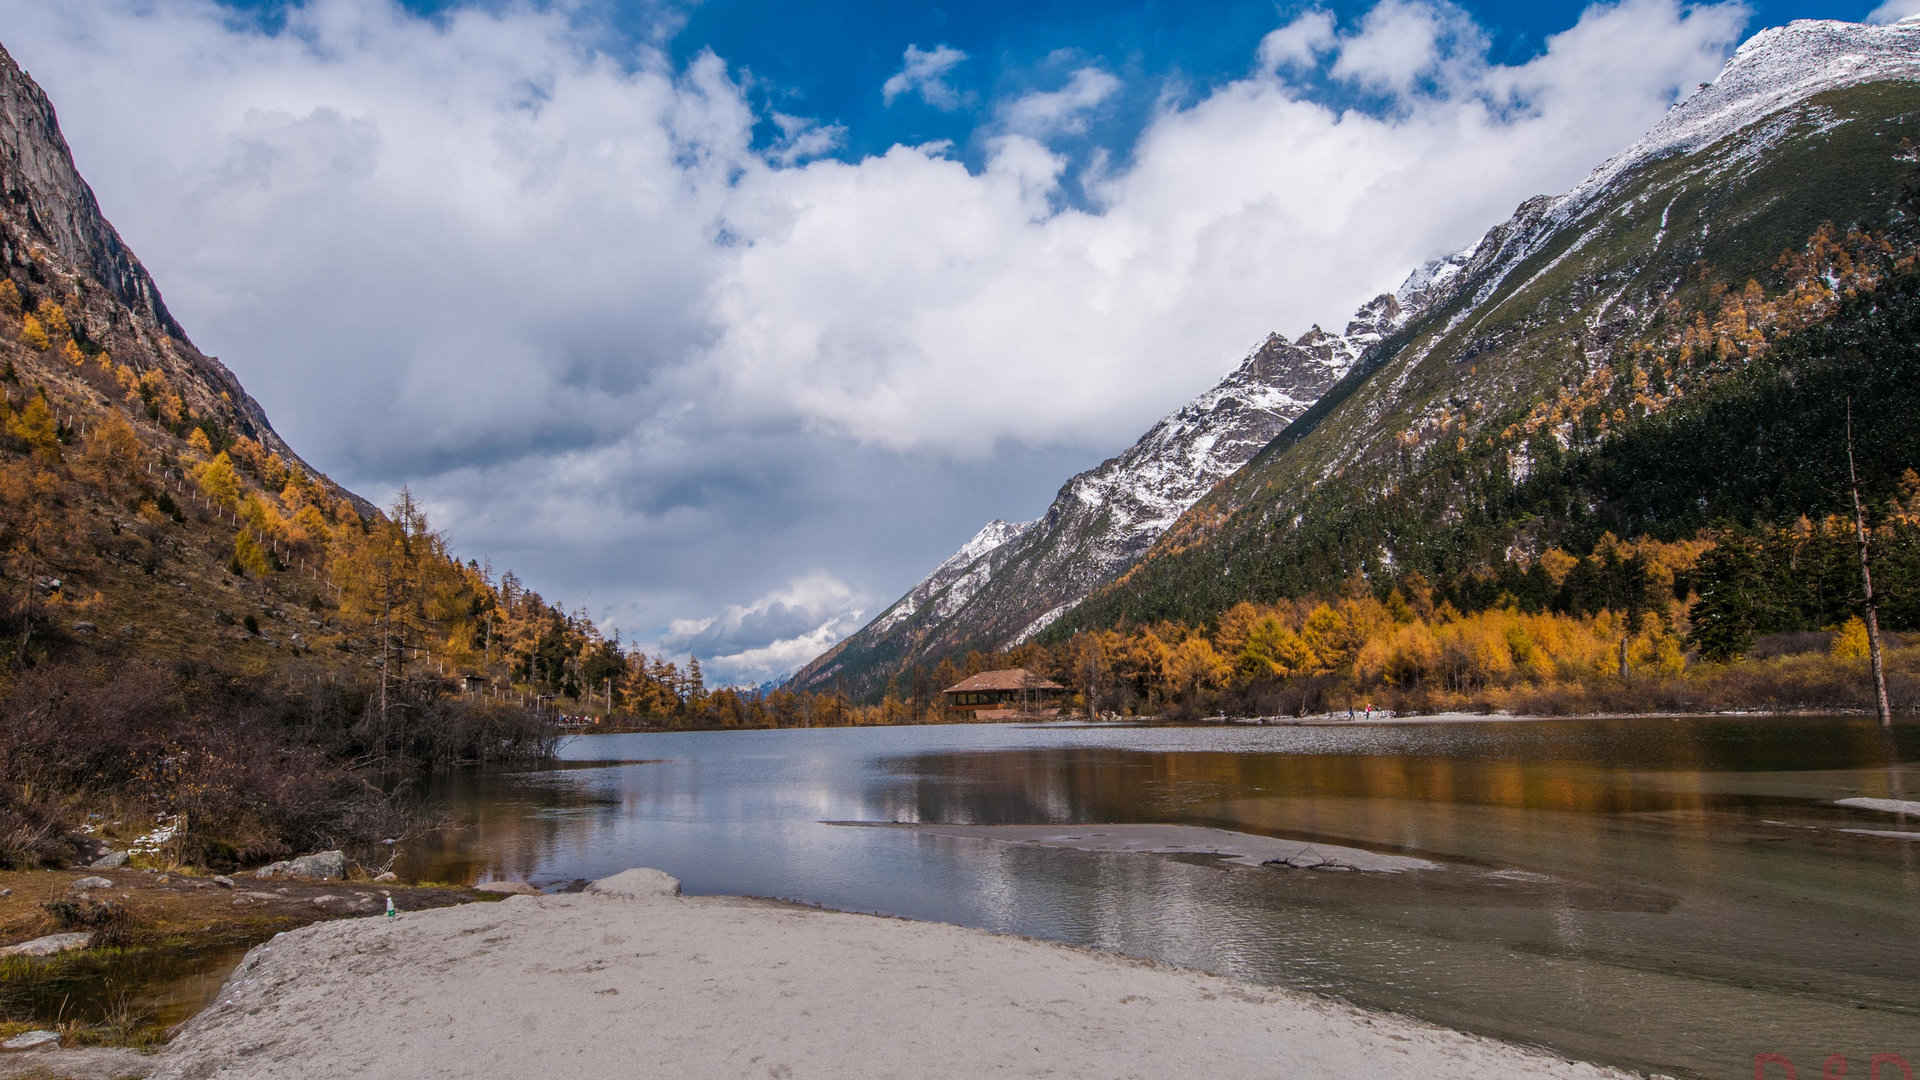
[0,42,329,489]
[790,264,1465,699]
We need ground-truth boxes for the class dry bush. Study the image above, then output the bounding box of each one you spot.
[0,659,553,870]
[42,895,135,948]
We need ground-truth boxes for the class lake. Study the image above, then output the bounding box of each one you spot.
[401,716,1920,1079]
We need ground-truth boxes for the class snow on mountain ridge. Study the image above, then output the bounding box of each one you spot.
[1458,18,1920,317]
[868,518,1033,635]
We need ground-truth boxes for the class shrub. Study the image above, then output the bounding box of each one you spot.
[43,896,135,948]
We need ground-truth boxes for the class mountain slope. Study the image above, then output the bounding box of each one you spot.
[0,41,376,667]
[1050,17,1920,637]
[793,267,1468,698]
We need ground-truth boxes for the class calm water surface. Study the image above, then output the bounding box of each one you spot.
[404,716,1920,1079]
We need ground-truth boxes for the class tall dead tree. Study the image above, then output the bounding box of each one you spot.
[1847,400,1894,727]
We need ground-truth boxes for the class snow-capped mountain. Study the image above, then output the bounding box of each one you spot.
[798,15,1920,700]
[1055,15,1920,636]
[790,267,1463,698]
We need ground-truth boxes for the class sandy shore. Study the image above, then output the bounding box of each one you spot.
[101,869,1644,1080]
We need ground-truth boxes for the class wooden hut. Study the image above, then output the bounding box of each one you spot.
[941,668,1067,719]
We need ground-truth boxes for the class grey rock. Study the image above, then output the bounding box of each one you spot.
[474,880,540,896]
[373,871,399,883]
[89,850,129,869]
[70,621,97,634]
[1,933,91,958]
[585,868,681,900]
[69,875,113,891]
[1,1029,60,1051]
[211,875,236,889]
[253,849,346,881]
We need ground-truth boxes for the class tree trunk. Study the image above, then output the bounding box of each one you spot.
[1847,402,1894,728]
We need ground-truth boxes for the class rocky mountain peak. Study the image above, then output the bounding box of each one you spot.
[0,43,185,341]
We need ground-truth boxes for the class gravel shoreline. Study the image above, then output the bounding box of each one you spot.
[103,869,1650,1080]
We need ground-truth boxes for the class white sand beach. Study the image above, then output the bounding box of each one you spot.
[122,869,1642,1080]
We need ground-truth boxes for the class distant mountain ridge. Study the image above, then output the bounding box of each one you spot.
[792,255,1467,699]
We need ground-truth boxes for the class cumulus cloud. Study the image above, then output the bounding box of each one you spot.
[1257,11,1338,73]
[0,0,1755,677]
[881,43,970,109]
[1866,0,1920,23]
[999,66,1122,136]
[1330,0,1487,94]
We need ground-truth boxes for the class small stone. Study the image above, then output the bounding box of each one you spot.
[310,895,347,909]
[475,881,540,896]
[88,850,129,870]
[0,933,92,958]
[373,872,398,883]
[70,621,97,635]
[155,874,170,884]
[69,876,113,891]
[0,888,11,898]
[211,875,236,889]
[2,1030,60,1051]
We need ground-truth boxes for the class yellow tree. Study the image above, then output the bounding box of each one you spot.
[332,489,457,726]
[79,411,145,496]
[193,451,242,510]
[1164,636,1229,703]
[6,395,61,462]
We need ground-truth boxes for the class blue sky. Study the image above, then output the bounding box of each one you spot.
[0,0,1905,683]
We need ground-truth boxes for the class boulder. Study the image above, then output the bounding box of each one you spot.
[1,1030,60,1051]
[69,876,113,891]
[1,933,92,958]
[89,851,129,869]
[211,875,236,889]
[373,871,398,883]
[70,621,96,635]
[585,868,681,900]
[254,850,346,881]
[475,881,540,896]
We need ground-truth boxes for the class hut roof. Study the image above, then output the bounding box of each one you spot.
[942,668,1065,693]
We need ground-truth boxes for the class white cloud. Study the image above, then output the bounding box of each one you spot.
[658,573,868,685]
[1257,10,1338,73]
[999,66,1122,136]
[699,0,1750,455]
[768,112,846,166]
[1330,0,1487,95]
[881,43,970,109]
[1866,0,1920,23]
[0,0,1754,662]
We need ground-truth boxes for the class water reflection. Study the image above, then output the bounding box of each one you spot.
[404,717,1920,1078]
